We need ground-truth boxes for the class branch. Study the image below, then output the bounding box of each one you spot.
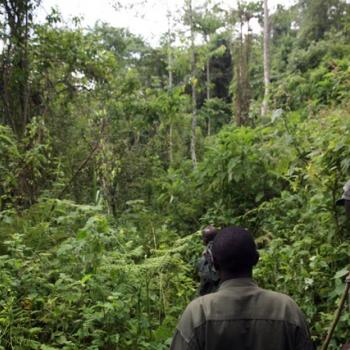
[48,120,106,215]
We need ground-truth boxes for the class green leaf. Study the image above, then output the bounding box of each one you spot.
[334,268,349,279]
[41,345,59,350]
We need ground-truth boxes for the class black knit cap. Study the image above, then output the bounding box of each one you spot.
[212,226,259,273]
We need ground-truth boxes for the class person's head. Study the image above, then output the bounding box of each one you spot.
[336,180,350,218]
[202,225,217,245]
[212,226,259,278]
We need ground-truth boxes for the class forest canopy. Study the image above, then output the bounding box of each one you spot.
[0,0,350,349]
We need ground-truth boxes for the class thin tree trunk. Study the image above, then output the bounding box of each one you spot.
[169,122,173,164]
[243,24,252,123]
[187,0,197,166]
[206,59,210,101]
[22,2,30,130]
[167,9,174,165]
[236,15,244,126]
[2,39,13,129]
[206,54,211,136]
[261,0,270,117]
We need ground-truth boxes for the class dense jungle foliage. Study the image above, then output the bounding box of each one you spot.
[1,0,350,349]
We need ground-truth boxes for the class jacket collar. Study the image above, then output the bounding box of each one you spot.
[219,278,258,290]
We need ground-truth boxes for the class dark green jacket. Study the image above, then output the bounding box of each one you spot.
[170,278,313,350]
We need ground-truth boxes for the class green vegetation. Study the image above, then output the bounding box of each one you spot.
[1,0,350,348]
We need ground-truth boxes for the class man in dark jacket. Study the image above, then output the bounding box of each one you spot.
[336,179,350,217]
[170,226,314,350]
[336,180,350,349]
[197,225,220,296]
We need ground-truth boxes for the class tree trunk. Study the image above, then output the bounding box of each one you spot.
[206,54,211,136]
[235,15,244,126]
[167,9,174,165]
[187,0,197,166]
[206,58,210,101]
[243,24,252,121]
[1,0,33,137]
[235,7,253,127]
[261,0,270,117]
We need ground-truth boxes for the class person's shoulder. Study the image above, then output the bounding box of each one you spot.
[183,292,220,318]
[176,296,207,341]
[185,296,204,310]
[259,288,299,309]
[258,287,307,325]
[180,296,207,325]
[186,292,218,309]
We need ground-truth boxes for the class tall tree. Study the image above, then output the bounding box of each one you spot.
[298,0,350,45]
[261,0,270,116]
[234,1,260,126]
[0,0,40,137]
[185,0,197,166]
[194,1,223,135]
[228,1,262,125]
[167,9,174,165]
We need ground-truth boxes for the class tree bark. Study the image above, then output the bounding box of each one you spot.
[235,3,253,126]
[187,0,197,166]
[235,12,244,126]
[261,0,270,117]
[206,51,211,136]
[167,9,174,165]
